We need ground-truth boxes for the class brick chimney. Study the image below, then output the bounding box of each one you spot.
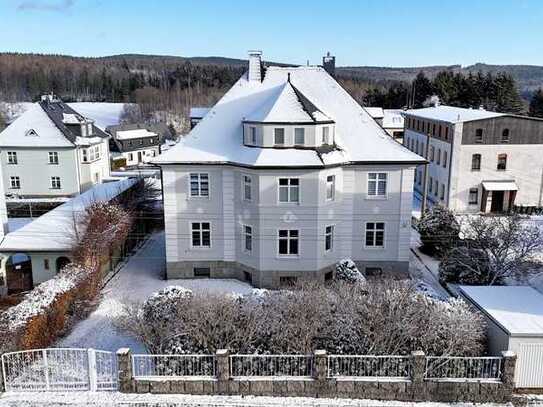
[322,52,336,77]
[248,50,263,82]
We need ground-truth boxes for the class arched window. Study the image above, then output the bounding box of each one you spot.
[502,129,510,143]
[497,154,507,170]
[471,154,481,171]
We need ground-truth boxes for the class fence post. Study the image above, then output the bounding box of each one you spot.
[0,353,5,393]
[410,350,426,400]
[42,349,50,391]
[87,349,97,392]
[116,348,133,393]
[216,349,230,394]
[501,351,517,392]
[313,349,328,381]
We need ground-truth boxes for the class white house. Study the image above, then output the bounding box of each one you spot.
[365,107,405,142]
[403,105,543,213]
[0,95,111,199]
[107,124,162,167]
[153,51,424,288]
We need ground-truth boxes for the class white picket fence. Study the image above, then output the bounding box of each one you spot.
[1,348,117,392]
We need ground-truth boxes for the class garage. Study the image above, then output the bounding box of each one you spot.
[458,285,543,389]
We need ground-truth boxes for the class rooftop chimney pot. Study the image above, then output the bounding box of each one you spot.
[248,50,263,82]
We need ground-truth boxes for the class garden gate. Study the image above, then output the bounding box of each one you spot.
[1,348,117,392]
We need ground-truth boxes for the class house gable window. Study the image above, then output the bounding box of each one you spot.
[365,222,385,248]
[7,152,17,165]
[475,128,483,143]
[278,229,299,256]
[51,176,61,189]
[243,175,252,201]
[325,225,334,252]
[10,176,20,189]
[243,225,252,252]
[469,188,479,204]
[294,128,305,145]
[367,173,387,198]
[497,154,507,171]
[274,128,285,145]
[249,126,257,145]
[501,129,510,143]
[278,178,299,203]
[326,175,335,201]
[189,173,210,197]
[48,151,59,165]
[471,154,481,171]
[322,126,330,144]
[191,222,211,248]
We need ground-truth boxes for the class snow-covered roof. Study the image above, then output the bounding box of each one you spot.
[154,67,423,168]
[404,105,505,124]
[67,103,126,131]
[459,285,543,336]
[190,107,211,119]
[116,129,158,140]
[364,107,384,119]
[382,109,405,129]
[0,178,137,253]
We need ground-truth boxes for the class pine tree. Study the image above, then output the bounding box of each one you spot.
[493,73,524,114]
[412,71,434,108]
[529,88,543,118]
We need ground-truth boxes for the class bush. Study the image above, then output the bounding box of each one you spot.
[439,246,493,285]
[418,205,460,256]
[335,258,366,284]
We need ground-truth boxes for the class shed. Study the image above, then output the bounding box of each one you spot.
[458,285,543,388]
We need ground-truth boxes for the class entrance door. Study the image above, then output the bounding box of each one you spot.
[491,191,505,213]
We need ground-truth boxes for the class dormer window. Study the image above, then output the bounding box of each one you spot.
[274,128,285,145]
[322,126,330,144]
[249,127,257,145]
[25,129,38,137]
[294,128,305,145]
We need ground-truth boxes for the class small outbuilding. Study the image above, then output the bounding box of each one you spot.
[458,285,543,389]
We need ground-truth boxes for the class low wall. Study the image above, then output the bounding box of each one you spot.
[117,349,517,403]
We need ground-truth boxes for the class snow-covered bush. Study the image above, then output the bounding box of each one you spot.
[417,205,460,256]
[439,246,493,285]
[335,258,366,284]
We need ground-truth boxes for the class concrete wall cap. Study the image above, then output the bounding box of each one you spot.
[411,350,425,356]
[117,348,131,355]
[216,349,230,356]
[501,350,516,358]
[314,350,327,356]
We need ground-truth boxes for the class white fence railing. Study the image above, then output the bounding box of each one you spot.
[327,355,411,379]
[425,356,502,380]
[131,354,216,378]
[230,355,313,377]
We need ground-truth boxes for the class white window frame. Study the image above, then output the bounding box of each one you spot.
[322,126,330,144]
[190,221,212,248]
[242,174,252,202]
[189,173,210,198]
[325,225,334,252]
[364,222,385,249]
[50,176,61,190]
[468,188,479,205]
[443,150,448,168]
[274,128,285,145]
[326,174,335,201]
[277,229,299,257]
[367,172,388,199]
[7,151,17,165]
[10,176,20,189]
[243,224,253,253]
[278,178,300,204]
[48,151,59,165]
[249,126,257,145]
[294,128,305,145]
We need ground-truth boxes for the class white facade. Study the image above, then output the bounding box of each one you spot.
[155,52,423,288]
[121,147,160,166]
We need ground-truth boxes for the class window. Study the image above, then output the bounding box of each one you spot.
[194,267,211,277]
[44,259,49,270]
[434,179,438,197]
[326,175,335,201]
[48,151,59,164]
[82,145,101,162]
[367,173,387,198]
[501,129,510,143]
[51,176,61,189]
[190,173,209,197]
[10,176,20,189]
[249,126,257,145]
[497,154,507,170]
[294,128,305,145]
[475,128,483,143]
[191,222,211,247]
[429,177,433,193]
[242,175,252,201]
[432,123,436,136]
[436,148,441,165]
[418,170,422,185]
[430,145,435,162]
[421,143,425,156]
[274,128,285,145]
[440,184,445,201]
[445,126,449,140]
[322,126,330,144]
[471,154,481,171]
[243,225,252,252]
[278,229,299,255]
[7,152,17,165]
[415,140,419,154]
[438,125,442,138]
[469,188,479,205]
[278,178,299,203]
[365,222,385,247]
[443,151,448,168]
[127,152,133,161]
[325,225,334,251]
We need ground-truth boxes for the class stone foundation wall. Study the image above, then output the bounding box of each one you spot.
[117,349,517,403]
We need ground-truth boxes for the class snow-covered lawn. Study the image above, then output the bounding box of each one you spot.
[57,232,253,353]
[0,392,517,407]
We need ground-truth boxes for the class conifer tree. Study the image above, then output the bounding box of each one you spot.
[529,88,543,118]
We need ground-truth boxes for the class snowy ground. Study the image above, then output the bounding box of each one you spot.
[0,392,519,407]
[57,232,253,353]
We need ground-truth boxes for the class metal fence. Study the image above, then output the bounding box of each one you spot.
[327,355,411,379]
[230,355,313,377]
[131,354,216,378]
[425,356,502,380]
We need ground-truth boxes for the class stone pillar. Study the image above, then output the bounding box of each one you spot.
[117,348,134,393]
[410,350,426,400]
[313,350,328,381]
[501,351,517,392]
[0,352,5,393]
[216,349,230,394]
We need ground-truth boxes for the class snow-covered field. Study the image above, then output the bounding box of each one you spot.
[0,392,520,407]
[56,232,253,352]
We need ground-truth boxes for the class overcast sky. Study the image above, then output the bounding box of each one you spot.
[1,0,543,67]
